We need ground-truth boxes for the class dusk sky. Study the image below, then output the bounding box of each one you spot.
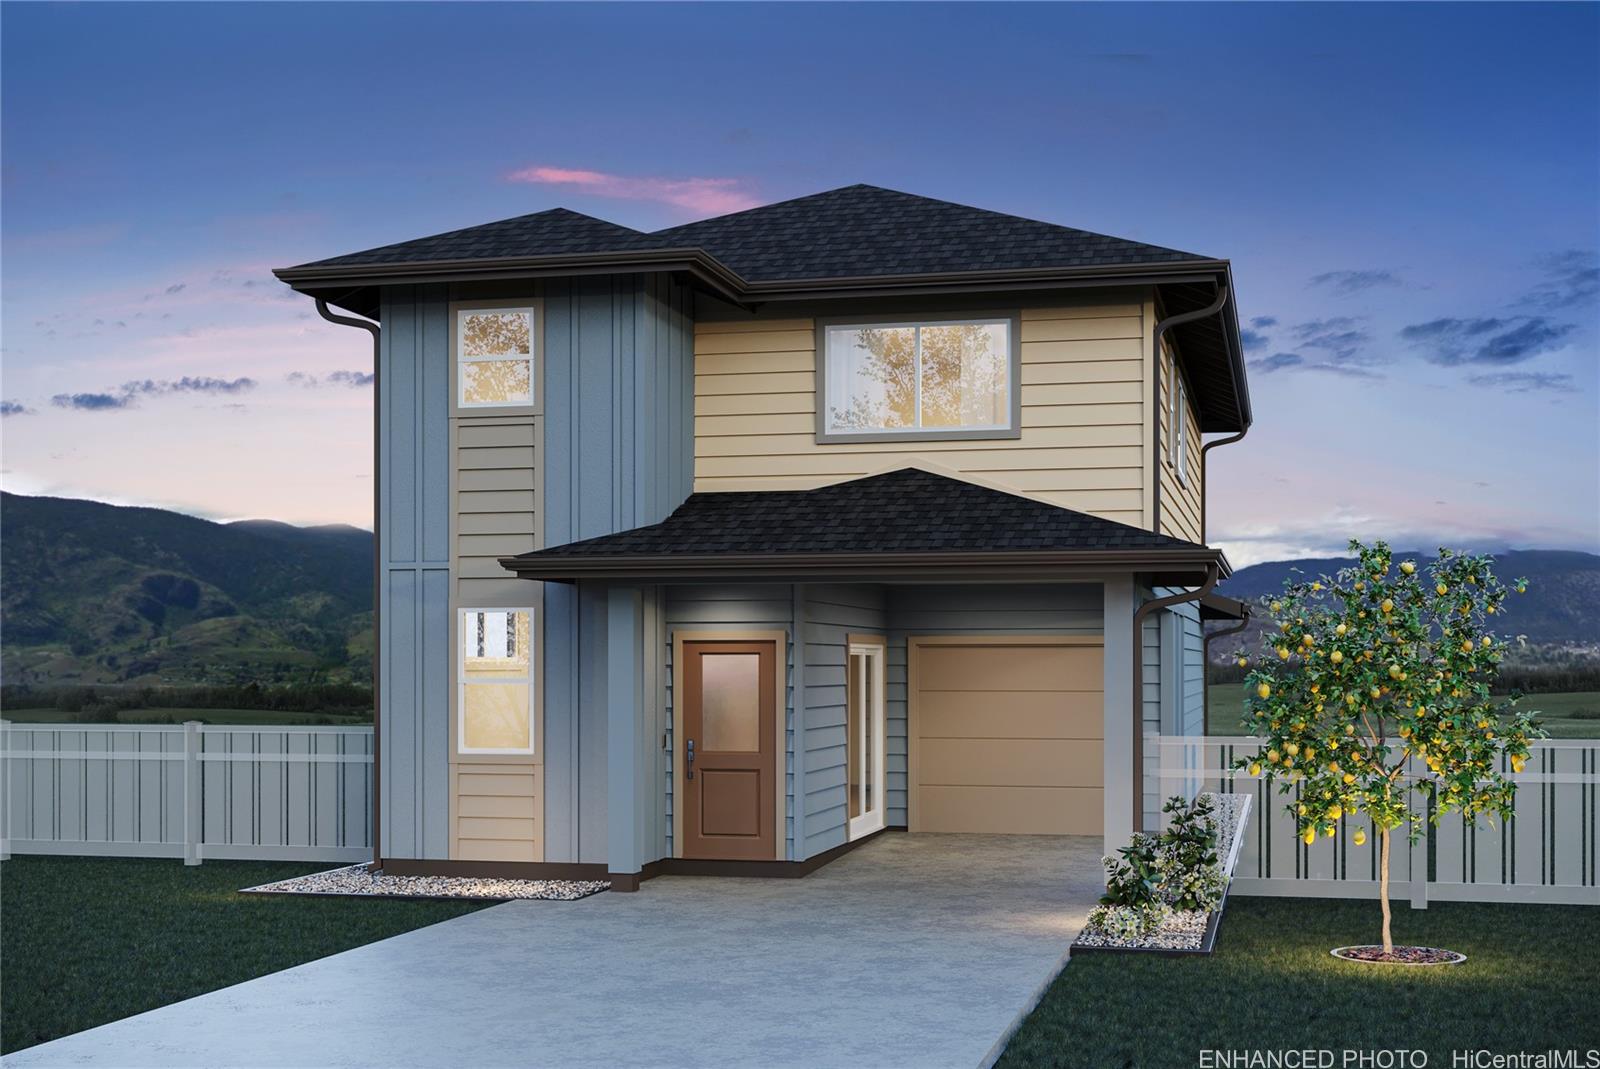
[3,2,1596,567]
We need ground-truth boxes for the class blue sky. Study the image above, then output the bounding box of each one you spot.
[3,2,1596,565]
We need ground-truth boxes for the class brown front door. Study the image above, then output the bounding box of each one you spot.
[681,640,777,860]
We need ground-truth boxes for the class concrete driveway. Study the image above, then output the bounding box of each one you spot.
[6,834,1103,1069]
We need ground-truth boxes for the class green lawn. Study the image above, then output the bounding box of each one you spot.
[2,707,371,726]
[1002,897,1600,1067]
[1,856,489,1054]
[1208,686,1600,739]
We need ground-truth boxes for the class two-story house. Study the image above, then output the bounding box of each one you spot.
[275,185,1251,890]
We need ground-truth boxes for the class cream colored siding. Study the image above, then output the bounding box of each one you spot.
[451,766,541,862]
[693,297,1151,527]
[1156,338,1204,543]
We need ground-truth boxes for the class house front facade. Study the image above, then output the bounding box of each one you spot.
[275,185,1252,889]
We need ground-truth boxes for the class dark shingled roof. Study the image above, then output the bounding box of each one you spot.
[651,186,1210,281]
[289,185,1212,279]
[301,208,653,269]
[510,468,1205,564]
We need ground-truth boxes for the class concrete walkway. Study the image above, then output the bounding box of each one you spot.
[7,834,1103,1069]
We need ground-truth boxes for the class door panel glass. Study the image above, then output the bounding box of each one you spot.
[847,654,862,818]
[862,656,875,814]
[701,653,760,752]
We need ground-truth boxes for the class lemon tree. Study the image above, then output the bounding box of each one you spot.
[1237,540,1542,954]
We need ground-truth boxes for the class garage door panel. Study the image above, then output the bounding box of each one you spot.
[915,645,1102,692]
[917,785,1103,836]
[920,738,1103,789]
[911,637,1104,835]
[917,690,1102,739]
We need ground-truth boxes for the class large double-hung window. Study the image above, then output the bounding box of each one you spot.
[458,608,535,755]
[819,315,1019,441]
[457,306,536,409]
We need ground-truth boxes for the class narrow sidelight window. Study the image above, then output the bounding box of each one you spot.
[846,639,887,840]
[1171,369,1189,486]
[820,317,1016,440]
[458,608,535,755]
[457,307,535,408]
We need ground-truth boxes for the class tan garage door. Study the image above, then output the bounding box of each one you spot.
[909,636,1103,835]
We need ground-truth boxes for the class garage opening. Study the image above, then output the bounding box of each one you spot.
[907,636,1103,835]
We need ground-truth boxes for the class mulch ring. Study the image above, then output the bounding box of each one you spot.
[1331,945,1467,966]
[240,865,609,902]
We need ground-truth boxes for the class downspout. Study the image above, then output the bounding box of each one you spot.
[1199,428,1248,545]
[316,297,383,870]
[1130,562,1220,833]
[1150,285,1230,534]
[1201,607,1252,735]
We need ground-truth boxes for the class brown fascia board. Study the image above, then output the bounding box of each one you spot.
[497,547,1231,585]
[273,248,1230,306]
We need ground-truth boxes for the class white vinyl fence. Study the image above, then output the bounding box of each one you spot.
[1,721,372,864]
[1153,735,1598,906]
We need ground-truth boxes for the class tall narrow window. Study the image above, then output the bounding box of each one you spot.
[458,608,534,755]
[846,639,886,840]
[458,307,535,408]
[821,317,1015,440]
[1171,369,1189,486]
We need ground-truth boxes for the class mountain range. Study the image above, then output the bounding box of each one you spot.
[1,493,373,687]
[2,492,1595,686]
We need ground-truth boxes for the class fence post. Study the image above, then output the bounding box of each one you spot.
[0,719,10,862]
[183,721,202,866]
[1408,819,1429,910]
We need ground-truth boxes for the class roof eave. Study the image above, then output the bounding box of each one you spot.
[498,547,1231,585]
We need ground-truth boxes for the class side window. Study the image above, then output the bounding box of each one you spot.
[457,307,535,409]
[458,608,535,755]
[1172,368,1189,486]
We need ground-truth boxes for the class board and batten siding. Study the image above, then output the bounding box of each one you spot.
[377,274,694,867]
[378,284,452,862]
[693,294,1155,529]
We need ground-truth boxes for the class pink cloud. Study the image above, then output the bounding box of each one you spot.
[505,166,762,216]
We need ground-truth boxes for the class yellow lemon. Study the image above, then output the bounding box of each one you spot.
[1270,601,1282,613]
[1330,650,1344,665]
[1278,647,1291,660]
[1249,761,1262,776]
[1267,749,1281,764]
[1343,772,1356,785]
[1461,639,1474,652]
[1279,621,1291,633]
[1437,583,1449,596]
[1482,636,1492,648]
[1354,828,1367,846]
[1328,804,1343,820]
[1297,803,1307,815]
[1401,561,1416,575]
[1237,657,1250,667]
[1301,634,1315,648]
[1257,683,1272,700]
[1302,827,1316,845]
[1284,742,1300,757]
[1388,664,1404,680]
[1335,623,1348,636]
[1381,599,1394,614]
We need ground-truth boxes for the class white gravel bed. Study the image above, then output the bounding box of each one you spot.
[1074,791,1251,952]
[1075,908,1211,950]
[241,864,609,901]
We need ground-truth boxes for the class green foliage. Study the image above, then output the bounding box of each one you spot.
[1099,834,1161,909]
[1236,541,1546,843]
[1155,795,1226,912]
[0,683,373,719]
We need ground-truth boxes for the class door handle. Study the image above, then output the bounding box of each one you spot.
[685,738,695,780]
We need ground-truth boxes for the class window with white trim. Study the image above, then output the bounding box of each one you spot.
[1171,369,1189,486]
[822,317,1013,438]
[458,608,534,755]
[457,307,535,408]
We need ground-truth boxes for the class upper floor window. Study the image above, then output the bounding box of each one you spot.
[1171,368,1189,486]
[818,316,1018,441]
[457,307,535,409]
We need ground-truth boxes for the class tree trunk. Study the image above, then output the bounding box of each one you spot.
[1378,828,1394,955]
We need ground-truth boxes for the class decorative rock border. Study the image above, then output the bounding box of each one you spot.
[1072,792,1252,957]
[240,864,609,902]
